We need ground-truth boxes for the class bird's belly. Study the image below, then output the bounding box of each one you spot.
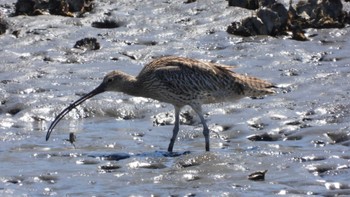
[201,93,244,104]
[148,90,244,106]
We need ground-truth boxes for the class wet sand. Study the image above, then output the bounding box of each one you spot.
[1,0,350,196]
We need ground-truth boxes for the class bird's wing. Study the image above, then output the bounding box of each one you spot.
[138,56,275,99]
[149,57,237,94]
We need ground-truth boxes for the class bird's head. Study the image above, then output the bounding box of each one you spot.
[101,70,131,92]
[45,70,132,141]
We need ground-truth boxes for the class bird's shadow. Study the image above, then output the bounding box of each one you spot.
[88,150,191,161]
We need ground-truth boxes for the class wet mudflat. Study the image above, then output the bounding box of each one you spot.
[1,0,350,196]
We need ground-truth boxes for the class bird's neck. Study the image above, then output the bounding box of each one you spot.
[118,74,144,97]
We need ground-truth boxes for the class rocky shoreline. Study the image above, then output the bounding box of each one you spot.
[228,0,350,40]
[2,0,350,41]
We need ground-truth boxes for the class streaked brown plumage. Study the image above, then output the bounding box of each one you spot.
[46,56,275,152]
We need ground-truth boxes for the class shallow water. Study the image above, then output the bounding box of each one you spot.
[1,0,350,196]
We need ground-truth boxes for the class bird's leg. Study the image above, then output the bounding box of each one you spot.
[191,104,210,151]
[168,106,181,152]
[199,114,210,152]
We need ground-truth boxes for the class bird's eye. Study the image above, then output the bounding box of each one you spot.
[107,78,113,83]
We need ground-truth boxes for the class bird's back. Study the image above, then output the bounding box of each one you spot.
[136,56,274,106]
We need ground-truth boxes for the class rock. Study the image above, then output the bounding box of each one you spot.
[292,27,308,41]
[227,6,286,37]
[259,0,276,7]
[270,3,288,30]
[67,0,94,16]
[48,0,72,16]
[184,0,197,3]
[295,0,317,19]
[256,8,281,36]
[228,0,276,10]
[227,3,288,36]
[98,164,121,173]
[0,18,9,35]
[228,0,259,10]
[292,0,348,29]
[227,17,267,36]
[248,170,268,181]
[13,0,94,17]
[73,37,101,50]
[14,0,35,15]
[227,0,350,40]
[91,19,124,29]
[246,132,281,141]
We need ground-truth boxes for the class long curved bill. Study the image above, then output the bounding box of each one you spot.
[46,84,105,141]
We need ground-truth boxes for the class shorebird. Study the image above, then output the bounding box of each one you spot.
[46,56,275,152]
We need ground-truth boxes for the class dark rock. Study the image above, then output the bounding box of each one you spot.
[48,0,74,17]
[270,3,288,31]
[91,19,124,29]
[8,108,21,115]
[246,132,281,141]
[15,0,35,15]
[227,17,266,36]
[257,8,281,36]
[295,0,317,18]
[227,5,287,36]
[291,25,308,41]
[259,0,276,7]
[98,164,121,173]
[184,0,197,3]
[5,177,24,184]
[67,0,91,12]
[248,170,267,181]
[13,0,94,17]
[1,80,13,84]
[228,0,259,10]
[228,0,276,10]
[0,18,9,35]
[228,0,350,40]
[292,0,348,29]
[73,37,101,50]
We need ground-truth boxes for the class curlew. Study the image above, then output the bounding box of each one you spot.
[46,56,275,152]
